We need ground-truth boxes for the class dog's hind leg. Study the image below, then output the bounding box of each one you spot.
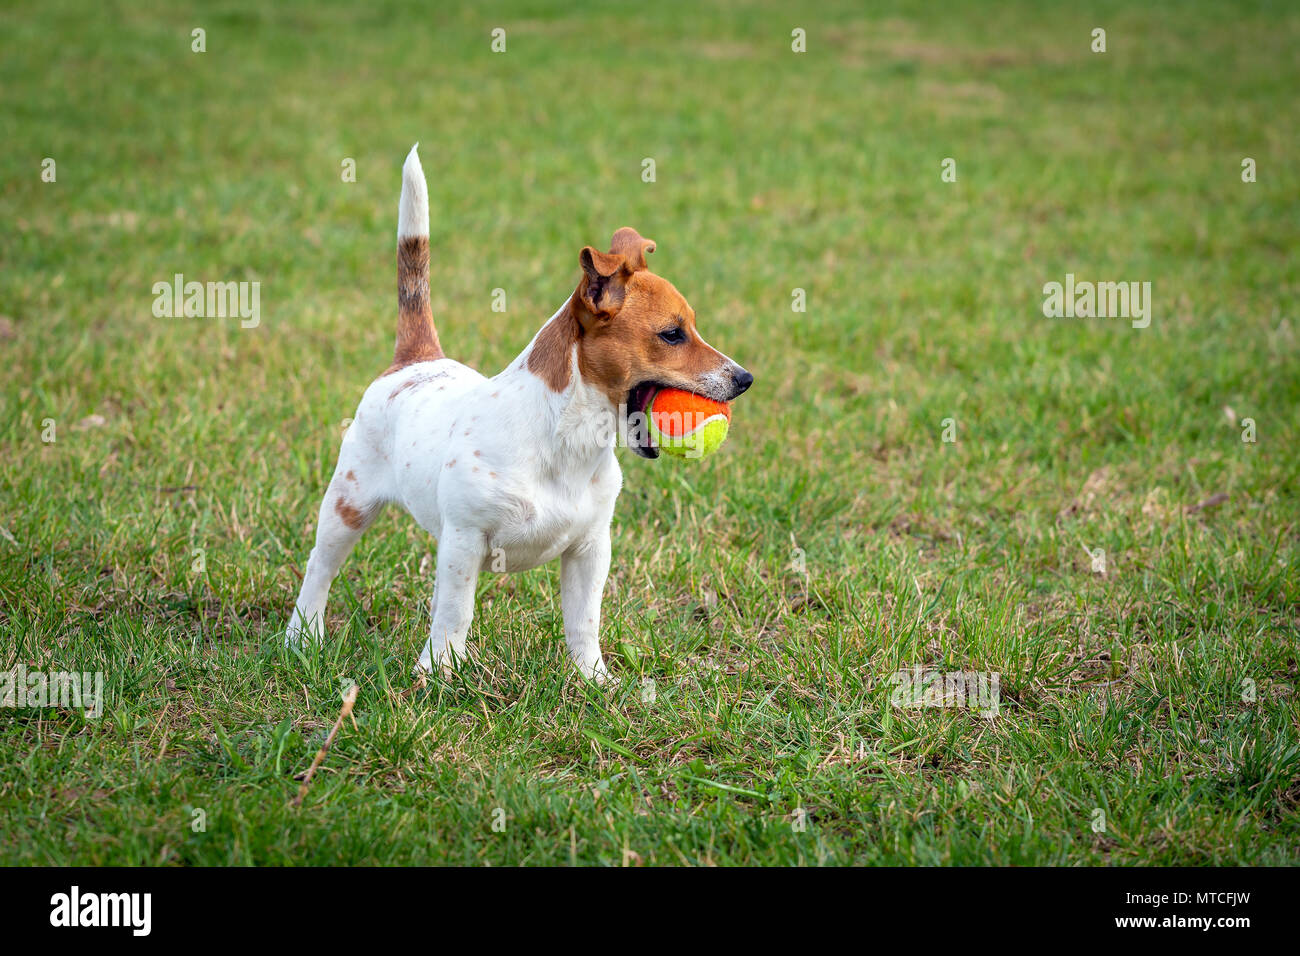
[286,469,384,647]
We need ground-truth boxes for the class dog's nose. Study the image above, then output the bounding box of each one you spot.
[730,366,753,397]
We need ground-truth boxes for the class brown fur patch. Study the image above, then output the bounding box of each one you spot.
[387,235,443,375]
[527,301,581,392]
[334,496,367,530]
[388,378,417,400]
[387,373,440,401]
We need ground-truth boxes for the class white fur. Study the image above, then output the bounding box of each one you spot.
[398,143,429,239]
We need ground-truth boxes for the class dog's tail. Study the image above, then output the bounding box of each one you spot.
[392,143,443,369]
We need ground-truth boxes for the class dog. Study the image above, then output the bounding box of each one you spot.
[286,145,752,680]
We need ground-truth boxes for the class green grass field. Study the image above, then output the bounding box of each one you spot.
[2,0,1298,865]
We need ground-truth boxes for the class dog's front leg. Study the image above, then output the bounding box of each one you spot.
[416,526,486,675]
[561,529,612,682]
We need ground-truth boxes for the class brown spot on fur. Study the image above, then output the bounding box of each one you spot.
[447,459,456,468]
[387,369,449,398]
[334,496,366,530]
[387,376,424,401]
[345,470,356,481]
[385,235,443,375]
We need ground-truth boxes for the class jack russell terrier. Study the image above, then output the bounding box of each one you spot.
[286,145,753,680]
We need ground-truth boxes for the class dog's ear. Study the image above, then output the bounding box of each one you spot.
[577,246,632,322]
[609,227,656,272]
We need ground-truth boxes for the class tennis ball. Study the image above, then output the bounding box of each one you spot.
[646,388,731,459]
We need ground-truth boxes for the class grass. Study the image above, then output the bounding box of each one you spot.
[1,0,1298,865]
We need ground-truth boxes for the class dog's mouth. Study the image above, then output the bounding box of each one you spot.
[625,382,662,459]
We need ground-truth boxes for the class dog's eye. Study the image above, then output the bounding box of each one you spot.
[658,327,687,345]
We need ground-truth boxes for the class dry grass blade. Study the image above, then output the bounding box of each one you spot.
[291,684,359,808]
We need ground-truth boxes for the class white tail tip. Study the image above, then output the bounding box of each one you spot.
[398,143,429,239]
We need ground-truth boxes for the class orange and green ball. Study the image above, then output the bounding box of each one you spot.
[645,388,732,459]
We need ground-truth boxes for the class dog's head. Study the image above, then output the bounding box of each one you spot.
[569,228,752,458]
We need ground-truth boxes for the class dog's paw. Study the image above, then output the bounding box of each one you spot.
[414,652,457,682]
[581,659,617,687]
[284,611,324,650]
